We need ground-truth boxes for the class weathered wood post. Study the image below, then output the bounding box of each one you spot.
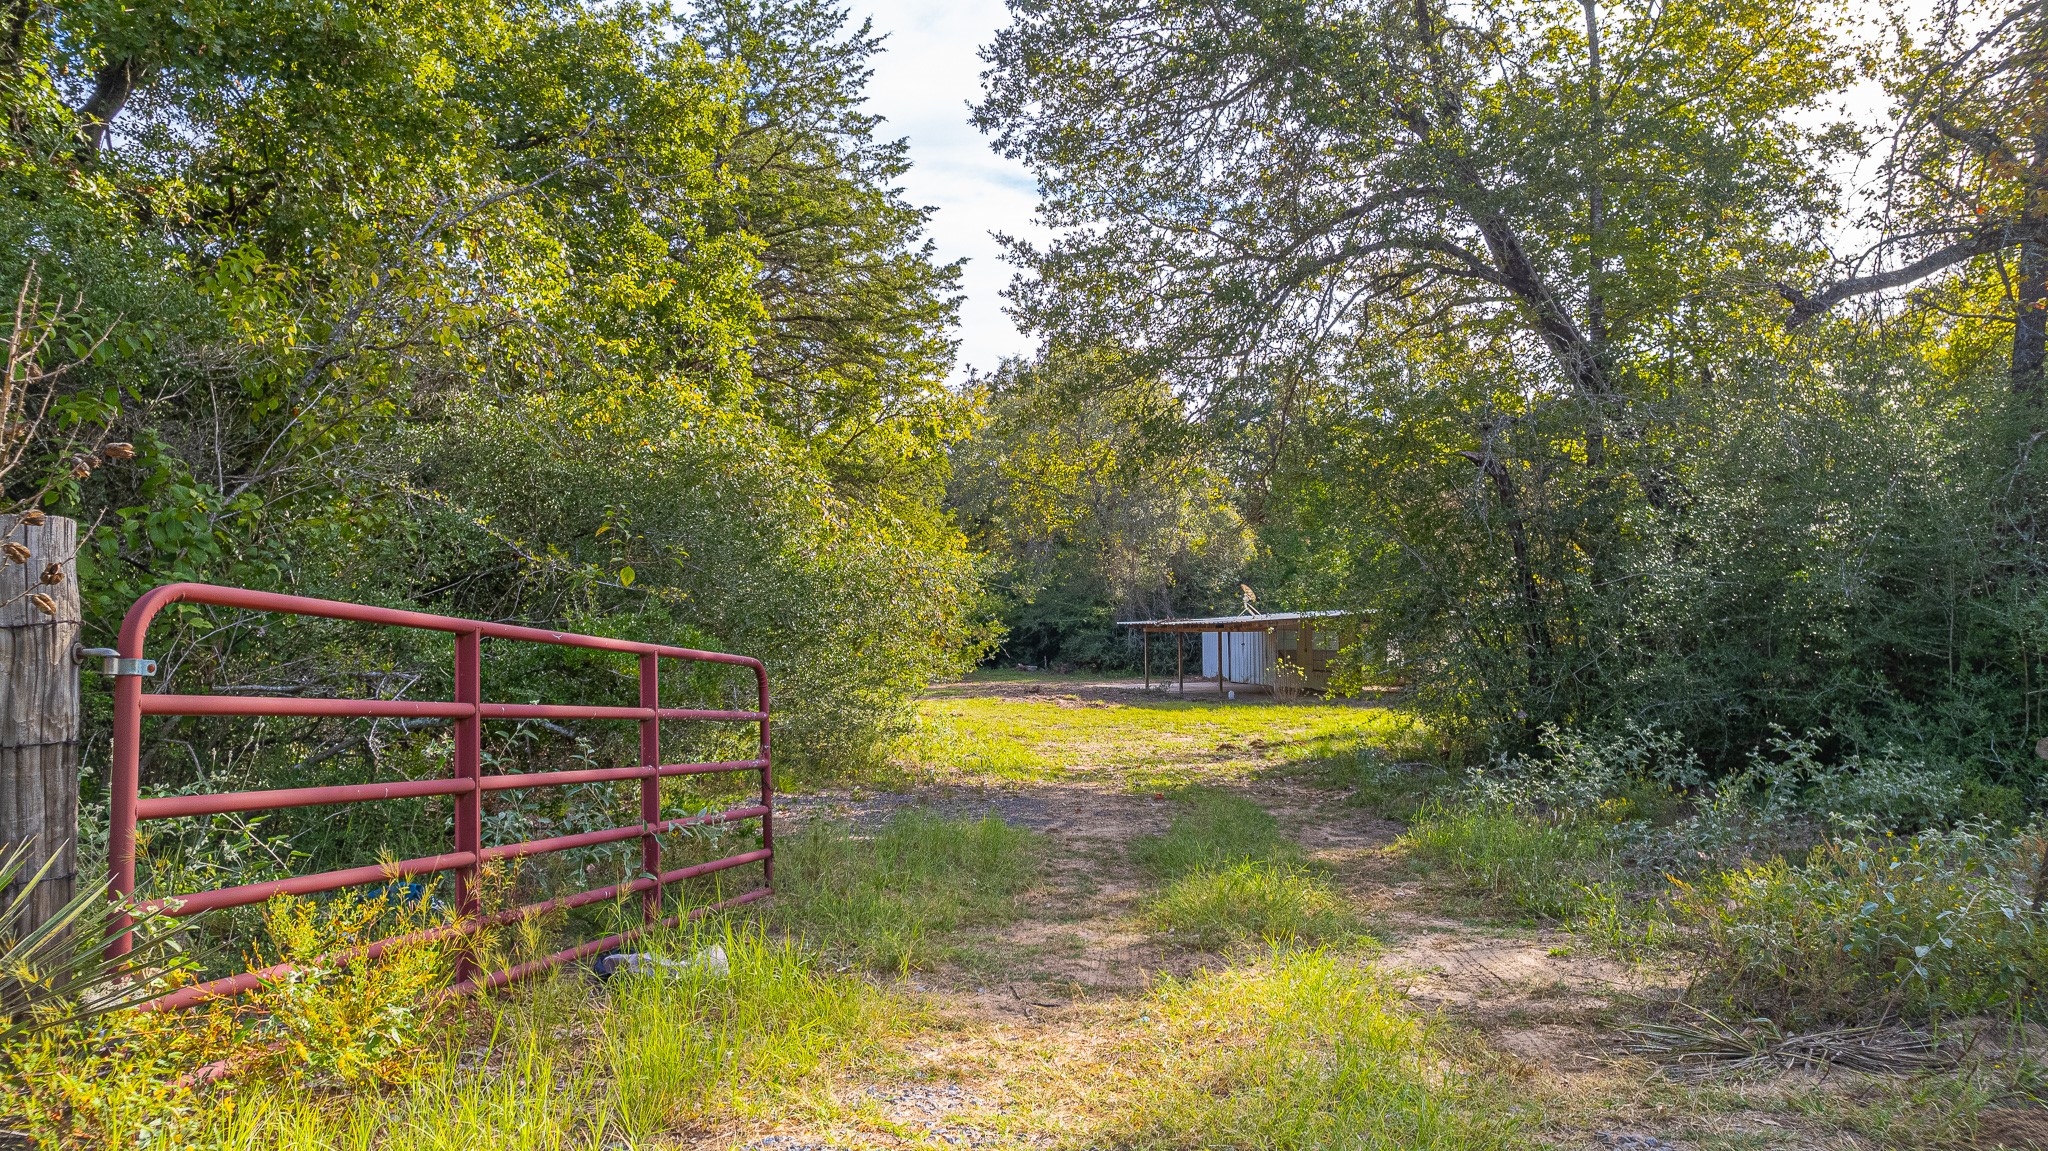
[0,512,80,927]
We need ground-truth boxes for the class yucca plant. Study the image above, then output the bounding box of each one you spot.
[0,842,201,1043]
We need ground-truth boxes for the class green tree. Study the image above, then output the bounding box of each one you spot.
[978,0,1853,733]
[0,0,987,854]
[951,351,1251,667]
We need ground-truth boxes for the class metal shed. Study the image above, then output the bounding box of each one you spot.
[1115,610,1356,695]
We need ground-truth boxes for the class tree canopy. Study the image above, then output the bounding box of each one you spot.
[970,0,2048,781]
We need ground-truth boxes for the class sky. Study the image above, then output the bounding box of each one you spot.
[850,0,1044,382]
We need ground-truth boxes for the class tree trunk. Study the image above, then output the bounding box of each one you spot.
[2016,230,2046,396]
[0,513,80,930]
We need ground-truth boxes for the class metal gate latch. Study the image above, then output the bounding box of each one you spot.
[77,647,157,677]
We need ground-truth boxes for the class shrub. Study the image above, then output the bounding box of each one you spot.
[1675,823,2048,1024]
[242,892,455,1086]
[1147,862,1359,947]
[1725,729,1961,832]
[1460,722,1702,813]
[5,890,454,1145]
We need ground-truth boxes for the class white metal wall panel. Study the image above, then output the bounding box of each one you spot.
[1200,630,1271,685]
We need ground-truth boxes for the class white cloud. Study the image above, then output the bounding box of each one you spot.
[852,0,1045,380]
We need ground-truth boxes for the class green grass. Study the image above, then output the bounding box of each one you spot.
[896,689,1424,785]
[75,920,897,1150]
[1402,804,1615,921]
[771,808,1042,972]
[1101,948,1537,1150]
[1147,861,1359,947]
[1133,788,1299,877]
[602,921,898,1137]
[216,1025,600,1150]
[1302,741,1450,819]
[1133,789,1358,947]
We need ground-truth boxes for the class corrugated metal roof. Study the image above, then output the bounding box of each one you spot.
[1115,609,1353,628]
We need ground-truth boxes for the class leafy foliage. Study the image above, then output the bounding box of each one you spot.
[971,0,2048,796]
[1676,824,2048,1024]
[951,352,1252,667]
[0,0,992,922]
[0,842,198,1043]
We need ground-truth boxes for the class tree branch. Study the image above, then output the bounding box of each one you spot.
[1777,221,2015,326]
[76,56,151,157]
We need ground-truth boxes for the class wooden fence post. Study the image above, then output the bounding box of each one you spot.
[0,513,80,928]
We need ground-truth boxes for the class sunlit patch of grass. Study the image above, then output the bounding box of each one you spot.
[603,921,901,1137]
[200,998,604,1151]
[772,808,1042,972]
[1133,789,1360,948]
[1096,948,1537,1150]
[897,686,1423,785]
[1147,862,1361,947]
[185,921,899,1149]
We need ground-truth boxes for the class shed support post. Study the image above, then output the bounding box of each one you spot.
[1176,632,1184,695]
[1142,629,1150,690]
[1,513,80,933]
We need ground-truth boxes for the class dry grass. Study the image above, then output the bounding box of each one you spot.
[1626,1008,1959,1079]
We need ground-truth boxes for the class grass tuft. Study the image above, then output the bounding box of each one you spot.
[1402,803,1614,920]
[1133,789,1359,947]
[1147,861,1359,947]
[772,808,1042,972]
[1102,948,1534,1150]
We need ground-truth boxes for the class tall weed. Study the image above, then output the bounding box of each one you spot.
[5,890,455,1146]
[604,920,898,1138]
[1675,823,2048,1024]
[1403,804,1616,920]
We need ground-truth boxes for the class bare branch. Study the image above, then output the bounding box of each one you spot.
[1777,222,2015,326]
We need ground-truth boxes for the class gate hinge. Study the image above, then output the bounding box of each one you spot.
[77,647,156,677]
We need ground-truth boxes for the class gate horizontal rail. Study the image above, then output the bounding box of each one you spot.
[108,582,773,1011]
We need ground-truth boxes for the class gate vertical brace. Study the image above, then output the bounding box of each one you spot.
[756,664,773,889]
[453,630,482,983]
[108,656,139,959]
[638,653,661,923]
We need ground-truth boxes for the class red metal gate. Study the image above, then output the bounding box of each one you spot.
[106,583,772,1011]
